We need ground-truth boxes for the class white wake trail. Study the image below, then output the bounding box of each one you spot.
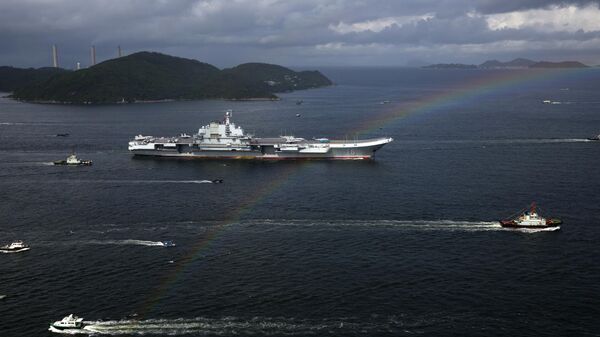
[87,239,166,247]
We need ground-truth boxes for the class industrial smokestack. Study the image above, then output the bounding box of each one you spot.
[52,45,58,68]
[90,45,96,66]
[118,45,122,58]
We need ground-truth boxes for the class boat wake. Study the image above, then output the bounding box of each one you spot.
[420,138,592,145]
[37,180,218,184]
[242,219,561,233]
[496,138,592,144]
[245,219,505,232]
[87,239,167,247]
[49,316,427,335]
[125,180,216,184]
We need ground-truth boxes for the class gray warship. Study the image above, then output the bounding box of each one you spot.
[128,111,393,160]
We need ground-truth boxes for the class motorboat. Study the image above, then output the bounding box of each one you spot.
[0,240,30,253]
[500,203,562,229]
[162,240,176,247]
[54,153,92,166]
[587,134,600,141]
[50,314,85,331]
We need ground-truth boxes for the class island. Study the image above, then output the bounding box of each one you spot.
[423,58,589,70]
[422,63,477,69]
[3,52,332,104]
[529,61,589,68]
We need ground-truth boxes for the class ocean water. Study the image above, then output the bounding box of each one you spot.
[0,68,599,336]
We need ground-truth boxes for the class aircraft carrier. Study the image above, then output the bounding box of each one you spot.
[128,111,393,160]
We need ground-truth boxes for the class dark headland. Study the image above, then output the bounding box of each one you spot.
[424,58,589,69]
[1,52,332,104]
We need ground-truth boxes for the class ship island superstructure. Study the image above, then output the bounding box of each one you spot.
[128,111,393,160]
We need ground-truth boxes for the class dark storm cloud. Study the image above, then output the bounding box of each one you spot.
[0,0,599,67]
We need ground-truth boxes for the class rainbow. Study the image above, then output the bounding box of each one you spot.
[139,163,302,315]
[139,66,589,315]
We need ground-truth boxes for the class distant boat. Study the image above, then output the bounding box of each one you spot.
[379,100,391,104]
[500,203,561,229]
[55,133,69,137]
[295,100,303,105]
[587,134,600,141]
[212,179,224,184]
[542,100,551,104]
[54,153,92,166]
[0,240,30,253]
[161,240,176,247]
[0,295,6,300]
[296,113,301,117]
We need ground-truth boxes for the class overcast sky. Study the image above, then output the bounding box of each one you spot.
[1,0,600,69]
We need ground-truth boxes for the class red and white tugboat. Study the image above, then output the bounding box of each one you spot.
[500,203,562,229]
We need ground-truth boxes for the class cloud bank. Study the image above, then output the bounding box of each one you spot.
[1,0,599,68]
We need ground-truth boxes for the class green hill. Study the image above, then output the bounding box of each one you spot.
[10,52,332,103]
[0,66,68,92]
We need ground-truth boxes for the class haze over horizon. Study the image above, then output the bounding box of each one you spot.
[2,0,600,69]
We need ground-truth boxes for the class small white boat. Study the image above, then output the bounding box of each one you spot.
[50,314,85,331]
[54,153,92,166]
[162,240,176,247]
[0,240,30,253]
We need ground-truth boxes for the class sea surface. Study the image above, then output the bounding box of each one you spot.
[1,67,599,336]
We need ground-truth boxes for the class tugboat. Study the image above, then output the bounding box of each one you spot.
[53,153,92,166]
[49,314,85,332]
[0,240,30,253]
[587,134,600,141]
[500,203,562,229]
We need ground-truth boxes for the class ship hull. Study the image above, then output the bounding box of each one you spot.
[129,139,390,160]
[500,219,562,229]
[0,247,30,253]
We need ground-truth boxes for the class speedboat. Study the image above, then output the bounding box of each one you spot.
[212,179,224,184]
[500,203,562,229]
[50,314,85,331]
[587,134,600,141]
[162,240,176,247]
[0,240,30,253]
[54,153,92,166]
